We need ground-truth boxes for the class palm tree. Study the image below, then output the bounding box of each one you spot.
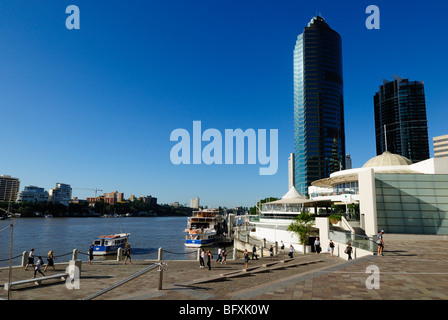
[287,212,314,254]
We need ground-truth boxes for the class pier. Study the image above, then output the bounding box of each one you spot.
[1,237,448,300]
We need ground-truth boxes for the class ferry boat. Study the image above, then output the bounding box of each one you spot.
[91,233,130,255]
[184,209,226,247]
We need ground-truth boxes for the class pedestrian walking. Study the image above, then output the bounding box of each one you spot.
[206,250,212,270]
[33,256,45,278]
[252,244,258,260]
[44,250,56,272]
[244,249,249,269]
[377,230,385,256]
[216,247,222,263]
[288,244,294,258]
[314,237,321,254]
[269,245,274,259]
[222,248,227,264]
[123,244,132,264]
[25,248,35,270]
[88,245,94,265]
[199,248,205,268]
[328,240,335,257]
[345,243,353,260]
[280,241,285,253]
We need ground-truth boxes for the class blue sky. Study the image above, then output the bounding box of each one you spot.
[1,0,447,208]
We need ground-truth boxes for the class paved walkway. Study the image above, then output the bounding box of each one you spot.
[1,239,448,300]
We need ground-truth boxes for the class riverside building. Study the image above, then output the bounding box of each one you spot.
[17,186,49,203]
[311,151,448,236]
[0,175,20,202]
[293,16,345,195]
[49,183,72,207]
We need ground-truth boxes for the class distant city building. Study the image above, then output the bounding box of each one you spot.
[288,153,295,190]
[71,197,88,204]
[86,195,104,205]
[345,154,352,170]
[294,16,345,195]
[103,191,124,205]
[0,175,20,202]
[140,195,157,205]
[17,186,49,203]
[49,183,72,207]
[190,197,199,209]
[374,75,430,163]
[434,134,448,158]
[170,201,180,208]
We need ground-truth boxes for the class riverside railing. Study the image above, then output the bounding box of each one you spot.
[329,229,378,252]
[83,261,168,300]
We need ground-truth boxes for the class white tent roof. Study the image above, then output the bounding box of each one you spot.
[266,186,312,204]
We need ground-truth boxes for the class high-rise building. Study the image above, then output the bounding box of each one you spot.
[293,16,345,195]
[288,153,295,190]
[434,134,448,158]
[374,75,430,163]
[17,186,49,203]
[0,175,20,202]
[345,154,352,170]
[49,183,72,207]
[190,197,199,209]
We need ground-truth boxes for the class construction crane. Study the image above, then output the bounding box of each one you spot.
[73,188,103,198]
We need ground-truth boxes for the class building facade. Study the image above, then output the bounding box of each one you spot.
[374,75,430,163]
[293,16,345,195]
[49,183,72,207]
[0,175,20,202]
[17,186,49,203]
[434,134,448,158]
[104,191,124,205]
[190,197,199,209]
[311,151,448,235]
[288,153,295,190]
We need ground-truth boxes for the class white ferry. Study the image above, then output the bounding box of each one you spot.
[185,209,225,247]
[91,233,130,255]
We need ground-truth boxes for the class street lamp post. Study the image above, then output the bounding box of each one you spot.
[1,206,15,300]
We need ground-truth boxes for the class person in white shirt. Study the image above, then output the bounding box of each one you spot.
[199,248,205,268]
[33,256,45,278]
[25,248,35,271]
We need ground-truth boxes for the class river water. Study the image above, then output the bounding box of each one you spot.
[0,217,231,268]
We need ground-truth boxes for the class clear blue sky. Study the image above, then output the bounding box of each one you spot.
[1,1,447,208]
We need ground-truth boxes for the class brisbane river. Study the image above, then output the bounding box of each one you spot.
[0,217,231,268]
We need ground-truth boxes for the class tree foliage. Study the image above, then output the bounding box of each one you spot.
[287,212,314,250]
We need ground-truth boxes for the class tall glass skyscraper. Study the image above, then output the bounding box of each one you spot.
[293,16,345,195]
[374,75,429,163]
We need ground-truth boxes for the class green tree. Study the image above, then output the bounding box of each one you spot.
[287,212,314,254]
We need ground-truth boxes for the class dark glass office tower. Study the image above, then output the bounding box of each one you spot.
[374,75,429,163]
[293,16,345,195]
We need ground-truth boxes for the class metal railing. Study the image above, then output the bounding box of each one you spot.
[83,261,168,300]
[329,230,378,252]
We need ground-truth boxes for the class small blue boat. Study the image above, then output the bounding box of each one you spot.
[91,233,130,255]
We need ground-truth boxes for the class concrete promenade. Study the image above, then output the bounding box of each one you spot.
[1,239,448,300]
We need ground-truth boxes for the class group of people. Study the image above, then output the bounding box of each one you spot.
[24,248,57,278]
[199,248,218,270]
